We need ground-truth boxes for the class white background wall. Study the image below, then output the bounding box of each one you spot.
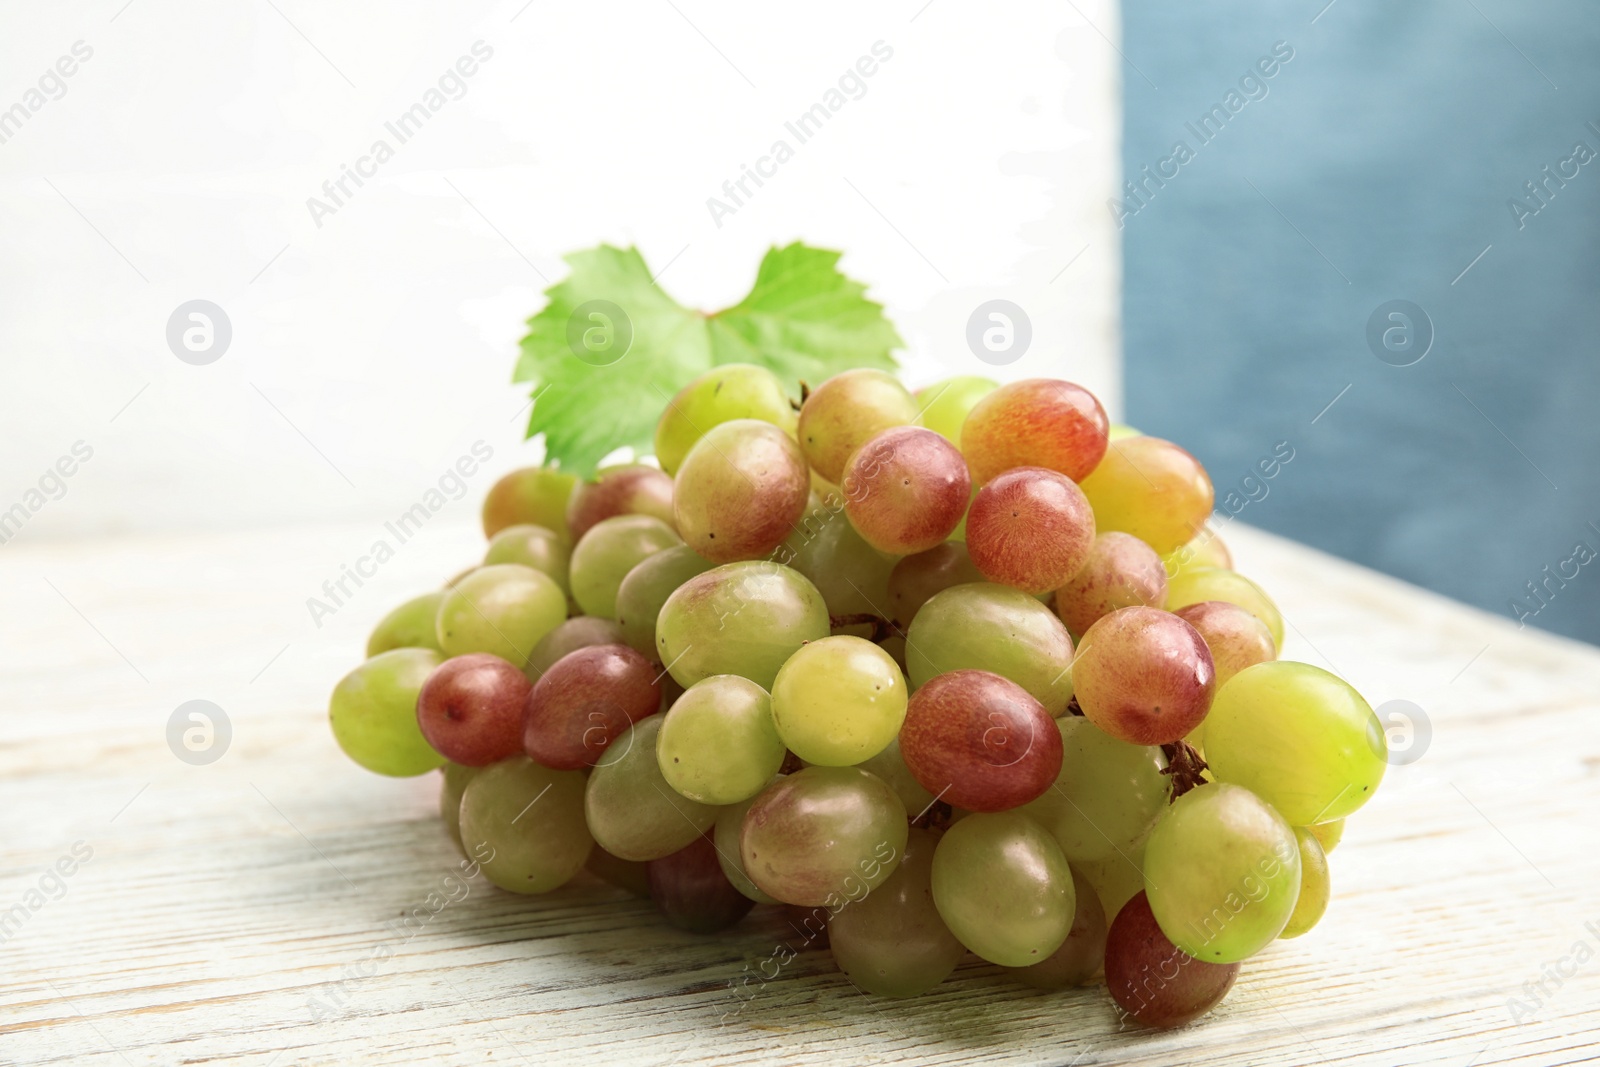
[0,0,1120,543]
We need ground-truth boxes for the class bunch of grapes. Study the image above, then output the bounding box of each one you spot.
[328,366,1387,1028]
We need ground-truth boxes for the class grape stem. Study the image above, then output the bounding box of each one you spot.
[794,381,810,410]
[828,613,894,644]
[1159,740,1210,801]
[912,800,953,832]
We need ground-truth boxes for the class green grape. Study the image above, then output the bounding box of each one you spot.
[914,375,997,449]
[1006,867,1108,989]
[886,541,984,626]
[657,675,786,804]
[440,763,480,852]
[1108,423,1142,440]
[797,368,919,484]
[1204,661,1387,826]
[771,636,907,766]
[905,583,1075,715]
[458,757,592,893]
[1164,566,1284,651]
[930,810,1075,967]
[568,514,683,619]
[435,564,567,666]
[1020,716,1168,862]
[1309,818,1344,853]
[740,765,907,906]
[1143,782,1301,963]
[1078,839,1148,921]
[828,828,965,997]
[524,616,626,680]
[586,847,652,898]
[780,502,898,619]
[656,561,830,689]
[672,419,809,563]
[585,716,720,861]
[854,736,936,817]
[655,363,799,475]
[1280,826,1330,939]
[614,545,716,660]
[483,524,571,595]
[482,466,577,541]
[714,781,782,904]
[1162,527,1233,579]
[366,592,444,657]
[329,648,445,776]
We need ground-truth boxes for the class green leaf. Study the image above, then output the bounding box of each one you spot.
[514,245,711,477]
[515,241,902,477]
[708,243,902,387]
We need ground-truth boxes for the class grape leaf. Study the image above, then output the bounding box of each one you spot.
[515,242,902,477]
[707,243,903,385]
[513,245,712,478]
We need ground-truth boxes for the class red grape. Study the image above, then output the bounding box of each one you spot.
[647,833,755,933]
[415,653,531,766]
[965,467,1096,594]
[841,426,971,554]
[1105,891,1239,1028]
[523,644,661,769]
[899,670,1062,812]
[1073,606,1216,745]
[960,378,1109,484]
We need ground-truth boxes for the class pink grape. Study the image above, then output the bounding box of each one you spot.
[965,467,1096,594]
[673,419,809,563]
[841,426,971,554]
[1172,601,1277,689]
[1053,531,1168,636]
[740,766,907,907]
[960,378,1109,484]
[1073,606,1216,745]
[567,464,676,541]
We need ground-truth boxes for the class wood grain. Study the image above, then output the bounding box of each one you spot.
[1,519,1597,1066]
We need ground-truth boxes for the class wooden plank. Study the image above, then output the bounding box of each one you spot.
[1,519,1597,1066]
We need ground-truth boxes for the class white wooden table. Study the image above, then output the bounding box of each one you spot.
[3,519,1597,1066]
